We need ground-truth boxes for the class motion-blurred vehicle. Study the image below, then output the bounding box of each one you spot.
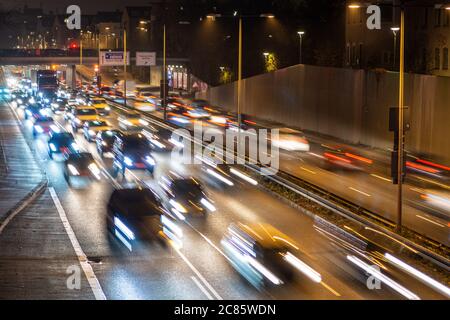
[322,145,373,170]
[82,120,112,142]
[312,216,421,300]
[63,152,101,185]
[158,174,216,219]
[88,97,111,116]
[405,154,450,183]
[24,103,43,120]
[132,100,156,112]
[47,131,79,159]
[32,115,55,137]
[96,129,121,158]
[118,111,149,131]
[112,132,156,176]
[50,97,68,114]
[221,223,320,289]
[0,86,11,100]
[106,188,183,251]
[70,106,99,132]
[270,128,310,152]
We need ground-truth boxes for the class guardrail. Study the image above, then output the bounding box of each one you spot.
[104,96,449,271]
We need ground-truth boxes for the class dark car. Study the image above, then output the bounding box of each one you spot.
[51,97,68,114]
[32,116,55,137]
[24,103,43,120]
[112,132,156,176]
[96,129,121,157]
[63,152,101,185]
[47,131,79,159]
[221,223,311,289]
[158,175,216,218]
[106,188,183,251]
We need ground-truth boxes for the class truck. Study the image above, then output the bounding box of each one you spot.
[37,70,58,100]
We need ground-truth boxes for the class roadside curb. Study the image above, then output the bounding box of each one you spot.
[0,180,47,234]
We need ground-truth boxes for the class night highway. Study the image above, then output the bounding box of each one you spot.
[0,0,448,315]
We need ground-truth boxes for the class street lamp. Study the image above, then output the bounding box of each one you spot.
[391,27,400,70]
[207,13,275,139]
[297,31,305,64]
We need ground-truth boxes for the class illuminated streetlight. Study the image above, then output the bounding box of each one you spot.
[391,27,400,70]
[260,13,275,18]
[297,31,305,64]
[348,4,361,9]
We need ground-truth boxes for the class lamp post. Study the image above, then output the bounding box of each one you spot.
[391,27,399,70]
[207,12,274,139]
[123,28,127,109]
[297,31,305,64]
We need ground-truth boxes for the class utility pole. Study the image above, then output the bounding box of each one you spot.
[396,7,405,232]
[123,28,127,109]
[237,17,242,140]
[163,23,167,121]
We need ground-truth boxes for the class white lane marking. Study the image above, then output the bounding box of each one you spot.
[415,214,445,228]
[185,221,232,264]
[348,187,371,197]
[191,276,214,300]
[49,187,107,300]
[370,173,391,182]
[300,166,316,174]
[174,247,223,300]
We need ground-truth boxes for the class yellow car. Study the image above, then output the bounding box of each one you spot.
[83,120,112,142]
[71,106,99,132]
[89,97,111,116]
[118,111,149,130]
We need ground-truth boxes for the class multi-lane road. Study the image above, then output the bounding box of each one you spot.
[4,95,447,300]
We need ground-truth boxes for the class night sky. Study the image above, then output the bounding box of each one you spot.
[0,0,154,13]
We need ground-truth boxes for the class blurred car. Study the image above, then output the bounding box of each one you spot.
[132,100,156,112]
[32,115,55,137]
[118,111,149,131]
[83,120,112,142]
[405,154,450,183]
[24,103,43,120]
[47,131,79,159]
[96,129,121,157]
[221,223,320,289]
[70,106,99,132]
[63,152,101,185]
[158,174,216,219]
[112,132,156,176]
[50,97,68,114]
[322,145,373,170]
[271,128,310,152]
[106,188,183,251]
[0,86,11,100]
[89,97,111,116]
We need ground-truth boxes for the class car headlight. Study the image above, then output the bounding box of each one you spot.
[88,130,96,136]
[101,141,108,146]
[200,198,216,212]
[139,119,149,126]
[17,98,23,104]
[71,142,80,151]
[67,164,80,175]
[74,118,81,124]
[49,143,57,152]
[124,156,133,166]
[105,106,111,110]
[169,199,187,213]
[88,162,101,179]
[34,125,43,133]
[145,155,156,166]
